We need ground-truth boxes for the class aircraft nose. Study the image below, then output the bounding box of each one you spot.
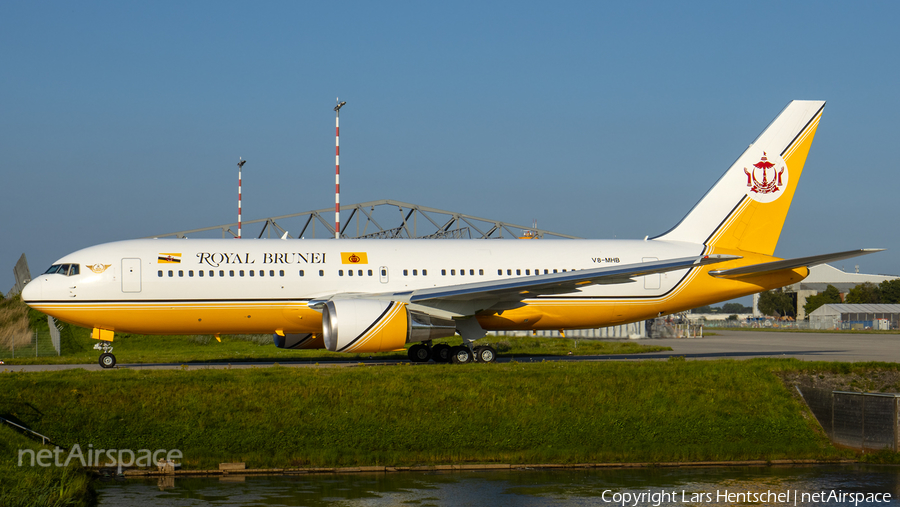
[21,279,41,303]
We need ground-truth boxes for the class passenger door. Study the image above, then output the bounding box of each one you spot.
[122,258,142,293]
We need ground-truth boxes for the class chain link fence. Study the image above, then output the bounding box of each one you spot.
[0,330,60,360]
[0,317,61,360]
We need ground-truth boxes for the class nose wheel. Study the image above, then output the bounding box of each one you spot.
[94,341,116,369]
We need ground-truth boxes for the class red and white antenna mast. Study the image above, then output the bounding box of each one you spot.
[334,98,346,239]
[237,157,246,239]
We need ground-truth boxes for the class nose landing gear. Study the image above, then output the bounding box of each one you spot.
[94,341,116,369]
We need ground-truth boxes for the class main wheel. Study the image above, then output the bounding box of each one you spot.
[450,345,472,364]
[476,345,497,363]
[99,353,116,369]
[431,343,451,363]
[408,344,431,363]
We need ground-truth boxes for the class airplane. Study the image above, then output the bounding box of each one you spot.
[22,100,881,368]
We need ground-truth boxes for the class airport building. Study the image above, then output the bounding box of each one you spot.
[809,304,900,331]
[780,264,899,320]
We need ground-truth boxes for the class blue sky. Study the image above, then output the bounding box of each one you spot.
[2,1,898,298]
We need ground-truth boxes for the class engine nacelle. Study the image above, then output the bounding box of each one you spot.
[322,300,456,353]
[272,333,324,349]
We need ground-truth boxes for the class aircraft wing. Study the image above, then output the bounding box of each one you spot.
[708,248,884,279]
[406,255,737,303]
[308,255,738,317]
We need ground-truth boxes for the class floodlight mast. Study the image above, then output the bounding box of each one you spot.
[334,99,346,239]
[237,158,246,239]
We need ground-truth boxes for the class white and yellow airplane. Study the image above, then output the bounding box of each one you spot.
[23,100,880,368]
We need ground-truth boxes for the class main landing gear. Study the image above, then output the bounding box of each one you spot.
[407,341,496,364]
[94,341,116,369]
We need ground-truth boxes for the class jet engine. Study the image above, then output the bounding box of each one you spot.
[321,300,456,353]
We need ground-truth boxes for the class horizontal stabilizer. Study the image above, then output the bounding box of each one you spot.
[708,249,884,279]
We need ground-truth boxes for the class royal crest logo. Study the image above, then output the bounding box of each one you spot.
[743,151,788,203]
[341,252,368,264]
[87,264,111,274]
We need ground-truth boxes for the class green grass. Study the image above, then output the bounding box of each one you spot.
[0,425,95,507]
[0,359,845,472]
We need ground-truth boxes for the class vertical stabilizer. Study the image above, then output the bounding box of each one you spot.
[655,100,825,256]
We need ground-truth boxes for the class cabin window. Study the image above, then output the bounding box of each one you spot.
[412,269,417,276]
[402,269,408,276]
[442,269,447,276]
[358,270,363,276]
[349,270,354,276]
[239,270,244,277]
[516,269,521,275]
[380,268,386,277]
[553,269,558,273]
[199,270,204,277]
[368,270,373,276]
[497,269,502,275]
[451,269,456,275]
[270,270,275,277]
[460,269,465,276]
[279,270,284,276]
[469,269,474,275]
[525,269,530,275]
[249,271,254,277]
[178,270,183,277]
[221,270,225,277]
[230,270,234,277]
[507,269,512,275]
[479,269,483,275]
[168,270,173,277]
[544,269,549,274]
[299,270,305,277]
[188,270,194,277]
[158,270,163,277]
[339,270,344,276]
[259,270,264,277]
[319,270,324,276]
[423,269,427,276]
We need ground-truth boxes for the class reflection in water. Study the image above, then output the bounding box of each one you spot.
[97,465,900,506]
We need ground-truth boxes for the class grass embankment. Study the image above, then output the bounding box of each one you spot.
[0,425,94,507]
[1,359,844,471]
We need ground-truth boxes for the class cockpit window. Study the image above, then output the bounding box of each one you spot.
[44,264,80,276]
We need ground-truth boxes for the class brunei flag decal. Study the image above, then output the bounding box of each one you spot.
[341,252,368,264]
[158,253,182,264]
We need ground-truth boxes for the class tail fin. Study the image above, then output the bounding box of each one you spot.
[655,100,825,256]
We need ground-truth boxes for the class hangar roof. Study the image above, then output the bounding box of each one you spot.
[810,304,900,316]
